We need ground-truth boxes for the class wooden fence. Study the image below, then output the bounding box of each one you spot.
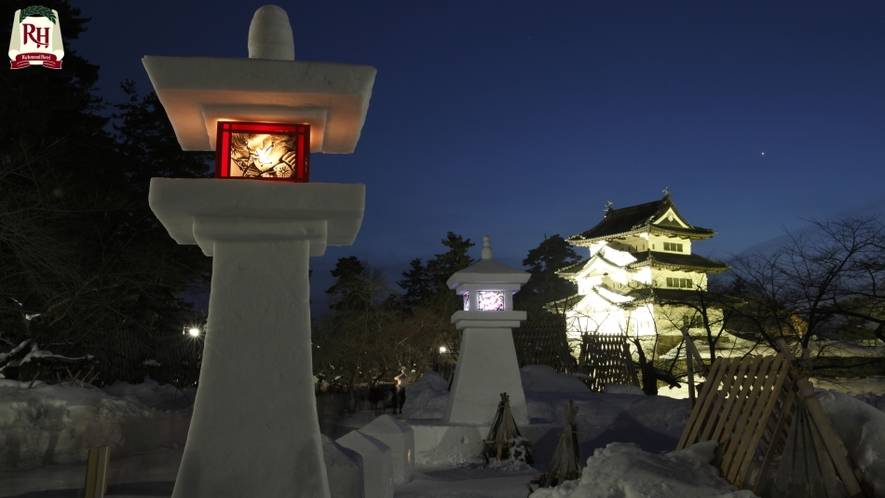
[513,317,577,373]
[678,349,869,497]
[578,334,639,391]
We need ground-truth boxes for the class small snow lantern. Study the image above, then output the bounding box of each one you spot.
[215,121,310,182]
[448,236,530,313]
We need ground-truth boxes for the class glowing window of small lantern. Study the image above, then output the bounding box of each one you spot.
[448,236,530,313]
[476,291,505,311]
[461,290,509,312]
[215,121,310,182]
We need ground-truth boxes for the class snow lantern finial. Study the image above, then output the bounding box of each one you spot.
[248,5,295,60]
[481,235,493,260]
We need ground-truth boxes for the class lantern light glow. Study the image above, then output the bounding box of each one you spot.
[215,121,310,182]
[477,291,505,312]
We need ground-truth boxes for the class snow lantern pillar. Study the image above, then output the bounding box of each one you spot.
[143,6,376,498]
[443,236,531,426]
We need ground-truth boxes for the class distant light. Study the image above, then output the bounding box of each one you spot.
[439,346,448,354]
[188,327,201,337]
[761,152,765,156]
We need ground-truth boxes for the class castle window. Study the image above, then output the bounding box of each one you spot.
[663,242,683,252]
[666,277,693,289]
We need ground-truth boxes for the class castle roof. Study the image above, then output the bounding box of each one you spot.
[552,285,720,313]
[556,250,728,278]
[629,252,729,273]
[567,193,715,246]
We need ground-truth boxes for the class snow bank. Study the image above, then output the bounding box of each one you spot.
[0,379,191,471]
[404,365,691,468]
[818,390,885,496]
[529,441,756,498]
[520,366,690,456]
[521,365,589,394]
[401,370,449,420]
[406,366,689,449]
[102,379,196,411]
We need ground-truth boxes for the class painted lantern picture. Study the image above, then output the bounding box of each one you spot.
[477,291,505,311]
[215,122,310,182]
[463,291,506,312]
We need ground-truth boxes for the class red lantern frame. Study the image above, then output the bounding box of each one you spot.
[215,121,310,182]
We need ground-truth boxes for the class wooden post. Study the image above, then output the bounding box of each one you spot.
[680,327,696,407]
[84,445,111,498]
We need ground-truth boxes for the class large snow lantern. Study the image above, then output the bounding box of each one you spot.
[215,121,310,182]
[443,234,531,426]
[449,235,530,313]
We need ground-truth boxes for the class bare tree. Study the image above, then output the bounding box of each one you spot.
[727,217,884,350]
[313,261,457,389]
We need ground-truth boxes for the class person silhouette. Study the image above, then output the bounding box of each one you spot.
[394,368,411,415]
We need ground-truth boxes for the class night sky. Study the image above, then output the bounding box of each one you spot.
[61,1,885,313]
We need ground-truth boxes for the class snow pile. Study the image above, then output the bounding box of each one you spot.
[0,379,192,471]
[102,379,196,411]
[520,365,690,454]
[529,441,756,498]
[527,391,885,498]
[521,365,589,394]
[818,390,885,496]
[404,366,691,457]
[484,436,534,471]
[855,392,885,411]
[401,370,449,419]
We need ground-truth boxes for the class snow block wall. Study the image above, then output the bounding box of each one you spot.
[0,380,191,472]
[408,423,488,466]
[336,430,394,498]
[358,414,414,484]
[321,434,365,498]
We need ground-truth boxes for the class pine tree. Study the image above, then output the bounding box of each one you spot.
[398,232,474,313]
[326,257,371,312]
[396,258,433,312]
[516,234,582,313]
[0,2,212,383]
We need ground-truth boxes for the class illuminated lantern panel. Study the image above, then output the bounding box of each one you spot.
[216,122,310,182]
[463,293,470,311]
[477,291,505,312]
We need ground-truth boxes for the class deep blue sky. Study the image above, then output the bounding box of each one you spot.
[63,1,884,313]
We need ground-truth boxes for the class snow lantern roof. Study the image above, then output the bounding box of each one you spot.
[447,236,530,293]
[142,6,376,154]
[359,414,414,436]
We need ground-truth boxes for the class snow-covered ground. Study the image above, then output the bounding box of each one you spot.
[1,366,884,497]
